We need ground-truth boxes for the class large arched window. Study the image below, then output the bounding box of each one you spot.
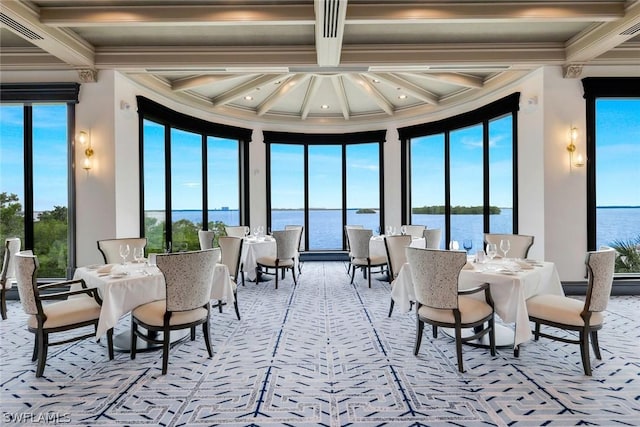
[399,93,519,252]
[263,131,386,252]
[137,97,252,253]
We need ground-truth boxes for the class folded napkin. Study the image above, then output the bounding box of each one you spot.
[514,260,534,270]
[97,264,114,274]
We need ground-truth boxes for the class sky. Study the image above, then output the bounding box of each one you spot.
[1,100,638,214]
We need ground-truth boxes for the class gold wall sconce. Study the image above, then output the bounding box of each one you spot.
[566,126,585,170]
[77,131,94,171]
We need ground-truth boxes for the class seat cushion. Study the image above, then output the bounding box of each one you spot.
[526,294,603,327]
[418,295,493,325]
[28,296,101,329]
[351,255,387,266]
[132,299,208,327]
[256,257,294,268]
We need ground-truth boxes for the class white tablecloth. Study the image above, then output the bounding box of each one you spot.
[241,237,277,281]
[74,262,234,338]
[390,259,564,346]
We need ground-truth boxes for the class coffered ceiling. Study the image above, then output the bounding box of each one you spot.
[1,1,639,127]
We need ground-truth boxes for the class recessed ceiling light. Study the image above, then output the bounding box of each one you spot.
[321,104,330,109]
[398,94,407,99]
[244,95,253,101]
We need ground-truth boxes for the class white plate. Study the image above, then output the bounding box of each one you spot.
[85,264,102,270]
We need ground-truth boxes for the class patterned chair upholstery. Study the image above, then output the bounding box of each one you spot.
[346,228,387,288]
[97,237,148,264]
[423,228,442,249]
[256,230,298,289]
[406,247,496,373]
[14,250,113,377]
[402,225,426,239]
[384,235,412,317]
[218,236,243,319]
[130,249,217,375]
[1,237,21,320]
[225,226,248,238]
[198,230,216,250]
[525,246,616,375]
[484,233,534,259]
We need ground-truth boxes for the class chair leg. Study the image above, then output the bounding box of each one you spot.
[488,317,496,357]
[35,330,48,378]
[234,291,241,320]
[350,265,356,285]
[414,318,424,356]
[388,299,395,317]
[131,322,138,359]
[191,326,196,340]
[0,288,7,320]
[241,271,246,287]
[590,330,602,359]
[161,327,171,375]
[455,327,464,373]
[107,328,114,360]
[432,325,438,339]
[291,267,297,286]
[32,334,39,362]
[368,265,372,288]
[580,330,592,376]
[203,320,213,357]
[218,300,223,313]
[533,322,541,340]
[275,267,279,289]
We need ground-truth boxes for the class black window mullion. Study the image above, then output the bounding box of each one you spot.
[67,103,77,277]
[444,131,451,247]
[512,111,519,234]
[378,139,385,234]
[265,142,272,231]
[483,119,490,233]
[23,105,34,251]
[202,135,208,229]
[304,144,309,250]
[164,125,172,252]
[342,144,347,250]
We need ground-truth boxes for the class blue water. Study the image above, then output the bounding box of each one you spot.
[162,207,639,251]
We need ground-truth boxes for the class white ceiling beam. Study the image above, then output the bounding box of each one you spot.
[301,76,323,120]
[344,74,393,115]
[257,74,311,116]
[405,72,484,89]
[565,1,640,63]
[172,74,236,91]
[330,75,350,120]
[367,72,439,105]
[314,0,348,67]
[212,74,287,107]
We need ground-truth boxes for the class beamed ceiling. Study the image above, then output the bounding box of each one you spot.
[1,0,639,128]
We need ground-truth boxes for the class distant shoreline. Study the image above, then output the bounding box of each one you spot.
[145,206,639,213]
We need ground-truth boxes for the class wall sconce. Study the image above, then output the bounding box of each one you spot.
[78,131,94,171]
[566,126,585,170]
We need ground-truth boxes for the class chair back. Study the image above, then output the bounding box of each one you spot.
[155,250,216,312]
[1,237,21,288]
[403,225,425,239]
[346,228,373,259]
[344,225,364,251]
[584,246,616,313]
[225,226,248,238]
[198,230,216,250]
[97,237,147,264]
[484,233,534,258]
[218,236,243,280]
[423,228,442,249]
[273,230,298,260]
[14,250,40,315]
[285,225,304,251]
[384,235,412,279]
[406,247,466,310]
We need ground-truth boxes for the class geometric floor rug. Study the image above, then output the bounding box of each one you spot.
[1,261,639,426]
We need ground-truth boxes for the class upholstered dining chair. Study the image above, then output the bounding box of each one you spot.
[98,237,148,264]
[218,236,243,319]
[255,230,298,289]
[198,230,216,250]
[15,250,114,377]
[344,225,364,276]
[225,225,248,238]
[402,225,426,239]
[346,228,387,288]
[406,247,496,373]
[1,237,21,320]
[484,233,534,259]
[285,225,304,273]
[384,234,412,317]
[130,249,217,375]
[423,228,442,249]
[524,246,616,376]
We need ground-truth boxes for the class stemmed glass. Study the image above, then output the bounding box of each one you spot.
[133,247,144,263]
[500,239,511,259]
[400,225,407,235]
[486,243,497,261]
[386,225,393,236]
[244,226,250,238]
[119,244,130,265]
[449,240,459,250]
[463,239,473,254]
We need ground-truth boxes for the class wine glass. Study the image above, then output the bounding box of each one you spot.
[449,240,459,250]
[119,244,130,265]
[500,239,511,259]
[258,225,264,236]
[386,225,393,236]
[463,239,473,254]
[486,243,497,261]
[133,247,144,263]
[400,225,407,235]
[244,226,250,237]
[252,226,259,237]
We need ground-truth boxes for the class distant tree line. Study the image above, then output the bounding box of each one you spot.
[412,205,502,215]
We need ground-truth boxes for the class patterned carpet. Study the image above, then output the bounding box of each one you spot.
[1,261,639,427]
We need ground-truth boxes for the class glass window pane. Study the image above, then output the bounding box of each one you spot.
[0,105,25,263]
[450,124,484,252]
[207,136,239,229]
[32,105,68,278]
[489,115,514,234]
[143,120,166,254]
[170,128,202,251]
[596,99,640,273]
[411,134,445,244]
[270,144,305,235]
[308,145,342,250]
[346,143,380,234]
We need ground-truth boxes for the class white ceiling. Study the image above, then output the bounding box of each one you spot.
[1,0,639,127]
